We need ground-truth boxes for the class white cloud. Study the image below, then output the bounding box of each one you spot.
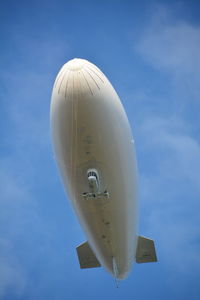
[134,7,200,100]
[140,116,200,185]
[131,7,200,275]
[0,165,30,297]
[0,239,26,298]
[137,115,200,273]
[136,23,200,71]
[0,32,67,297]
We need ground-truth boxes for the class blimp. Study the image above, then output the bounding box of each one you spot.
[50,58,157,279]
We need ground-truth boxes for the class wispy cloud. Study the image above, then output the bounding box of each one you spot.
[132,5,200,276]
[138,116,200,270]
[134,6,200,100]
[0,31,70,297]
[0,238,26,298]
[0,163,31,297]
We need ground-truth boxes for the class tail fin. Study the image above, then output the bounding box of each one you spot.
[136,236,157,263]
[76,241,101,269]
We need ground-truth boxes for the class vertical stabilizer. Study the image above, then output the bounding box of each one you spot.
[76,241,101,269]
[136,236,157,263]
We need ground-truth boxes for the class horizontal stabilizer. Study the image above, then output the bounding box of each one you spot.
[136,236,157,263]
[76,241,101,269]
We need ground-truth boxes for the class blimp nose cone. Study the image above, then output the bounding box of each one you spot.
[65,58,86,71]
[53,58,106,97]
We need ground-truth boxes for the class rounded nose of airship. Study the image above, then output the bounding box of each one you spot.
[53,58,105,97]
[65,58,86,71]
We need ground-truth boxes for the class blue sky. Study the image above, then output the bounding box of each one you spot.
[0,0,200,299]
